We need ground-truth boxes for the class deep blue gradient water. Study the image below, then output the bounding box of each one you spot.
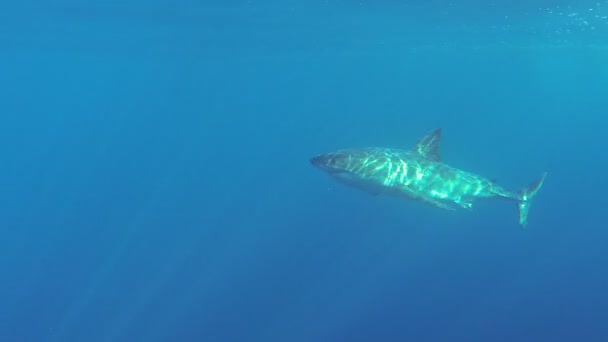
[1,1,607,341]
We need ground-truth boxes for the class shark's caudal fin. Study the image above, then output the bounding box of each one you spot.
[518,172,547,229]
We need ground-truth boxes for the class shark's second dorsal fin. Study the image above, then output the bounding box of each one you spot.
[411,128,442,161]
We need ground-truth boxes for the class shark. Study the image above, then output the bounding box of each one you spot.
[310,128,546,229]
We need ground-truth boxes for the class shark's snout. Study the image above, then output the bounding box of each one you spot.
[310,155,327,168]
[310,152,348,174]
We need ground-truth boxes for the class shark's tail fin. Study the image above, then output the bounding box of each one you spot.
[518,172,547,229]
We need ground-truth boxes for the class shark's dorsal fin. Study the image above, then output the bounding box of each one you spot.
[411,128,442,161]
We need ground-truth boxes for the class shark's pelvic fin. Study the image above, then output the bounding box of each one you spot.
[518,172,547,229]
[411,128,442,161]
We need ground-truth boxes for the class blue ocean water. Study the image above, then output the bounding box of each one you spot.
[1,1,607,341]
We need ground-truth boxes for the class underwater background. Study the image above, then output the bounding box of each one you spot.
[1,1,607,341]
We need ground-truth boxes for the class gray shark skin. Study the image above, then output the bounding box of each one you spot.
[311,128,546,229]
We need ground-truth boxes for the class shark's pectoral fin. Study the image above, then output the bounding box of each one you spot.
[458,200,473,209]
[424,197,457,211]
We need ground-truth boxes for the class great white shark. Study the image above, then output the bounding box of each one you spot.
[311,128,546,229]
